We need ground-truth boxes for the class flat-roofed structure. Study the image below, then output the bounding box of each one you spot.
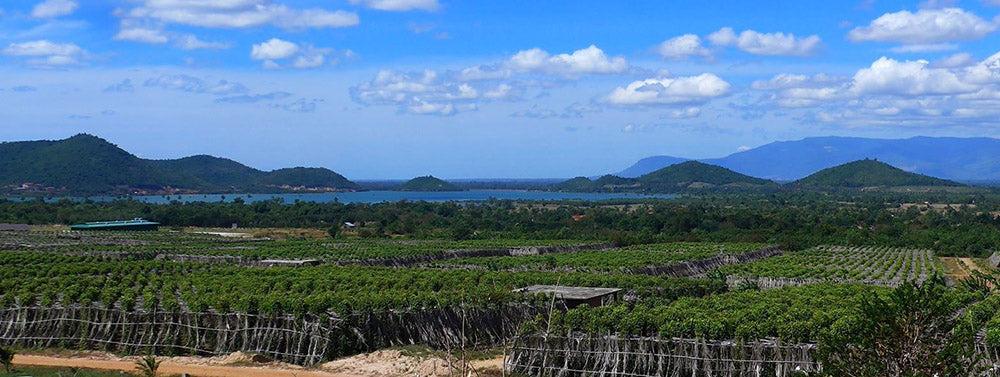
[70,218,160,231]
[515,285,622,308]
[0,223,30,231]
[258,259,322,267]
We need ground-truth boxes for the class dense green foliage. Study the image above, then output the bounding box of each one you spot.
[3,192,1000,256]
[794,159,963,188]
[438,242,767,272]
[0,134,357,195]
[396,176,461,191]
[817,278,981,377]
[536,283,880,342]
[0,250,725,315]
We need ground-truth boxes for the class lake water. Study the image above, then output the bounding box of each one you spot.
[8,190,676,204]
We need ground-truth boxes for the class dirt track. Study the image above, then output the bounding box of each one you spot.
[14,354,360,377]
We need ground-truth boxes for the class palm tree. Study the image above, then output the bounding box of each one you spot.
[134,355,160,377]
[0,347,14,373]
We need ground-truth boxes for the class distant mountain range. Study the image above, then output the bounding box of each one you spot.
[0,134,358,195]
[614,136,1000,181]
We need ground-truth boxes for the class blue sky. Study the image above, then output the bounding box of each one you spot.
[2,0,1000,179]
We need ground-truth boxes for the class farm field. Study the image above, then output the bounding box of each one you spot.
[434,242,769,272]
[716,245,940,287]
[2,228,1000,377]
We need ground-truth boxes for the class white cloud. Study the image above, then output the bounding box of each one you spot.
[250,39,339,69]
[606,74,731,106]
[114,27,169,44]
[31,0,77,18]
[353,45,625,116]
[506,45,627,76]
[707,27,822,57]
[2,40,85,66]
[852,57,977,95]
[933,52,976,67]
[118,1,359,30]
[656,34,712,60]
[749,54,1000,126]
[350,0,440,12]
[251,38,299,60]
[351,69,518,115]
[848,8,997,44]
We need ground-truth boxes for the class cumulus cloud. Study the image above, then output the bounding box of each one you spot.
[848,8,997,44]
[505,45,627,76]
[31,0,77,18]
[707,27,822,57]
[852,57,977,95]
[605,74,731,106]
[250,38,340,69]
[751,54,1000,126]
[656,34,712,60]
[116,1,359,30]
[251,38,299,60]
[350,0,440,11]
[352,45,626,116]
[2,40,86,67]
[351,69,515,115]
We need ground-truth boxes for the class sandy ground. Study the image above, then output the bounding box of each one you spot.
[14,354,355,377]
[13,351,506,377]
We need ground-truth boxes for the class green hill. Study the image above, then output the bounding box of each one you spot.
[396,176,461,191]
[150,155,263,189]
[553,175,638,192]
[553,177,596,192]
[261,167,358,189]
[0,134,357,195]
[638,161,773,191]
[793,159,963,188]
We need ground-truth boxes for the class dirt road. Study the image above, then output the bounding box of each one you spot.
[14,354,360,377]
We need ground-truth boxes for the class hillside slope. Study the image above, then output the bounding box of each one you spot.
[396,176,461,191]
[638,161,773,191]
[0,134,357,195]
[793,159,963,188]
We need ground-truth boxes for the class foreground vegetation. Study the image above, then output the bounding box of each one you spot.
[4,191,1000,256]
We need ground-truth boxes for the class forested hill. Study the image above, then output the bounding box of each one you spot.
[637,161,774,191]
[396,176,461,191]
[793,159,964,188]
[556,161,775,193]
[0,134,358,195]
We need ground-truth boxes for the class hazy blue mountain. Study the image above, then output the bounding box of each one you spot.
[616,137,1000,181]
[615,156,688,178]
